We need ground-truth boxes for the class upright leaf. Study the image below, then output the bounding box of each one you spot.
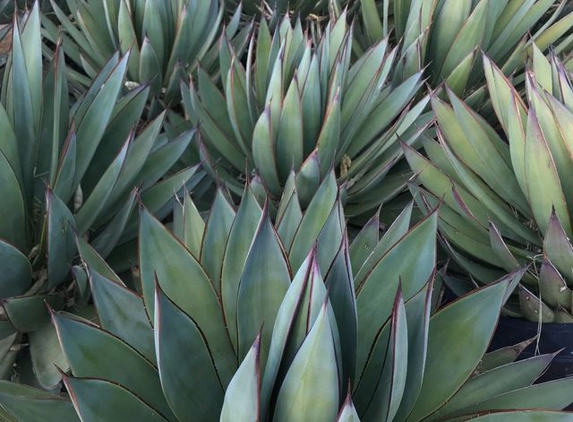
[155,285,223,422]
[221,187,263,351]
[524,110,570,236]
[74,54,130,186]
[361,289,408,422]
[356,212,437,375]
[138,208,235,386]
[46,189,77,289]
[220,334,261,422]
[273,304,340,422]
[237,208,290,366]
[201,190,236,293]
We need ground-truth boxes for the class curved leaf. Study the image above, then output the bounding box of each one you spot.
[349,211,380,272]
[172,193,204,257]
[75,138,128,234]
[0,151,26,250]
[237,208,290,366]
[356,212,437,375]
[76,236,123,285]
[273,304,340,422]
[74,53,130,186]
[452,410,573,421]
[432,353,557,419]
[544,211,573,285]
[361,288,408,422]
[65,377,168,422]
[155,285,223,422]
[46,189,77,289]
[354,202,414,288]
[325,236,358,387]
[9,17,36,202]
[524,110,570,236]
[253,106,281,196]
[3,295,63,332]
[81,82,149,197]
[276,78,304,180]
[261,252,315,416]
[201,190,236,293]
[450,377,573,415]
[29,322,68,389]
[138,207,235,385]
[289,172,338,270]
[0,381,78,422]
[89,269,155,363]
[52,313,173,419]
[0,239,31,297]
[220,334,260,422]
[295,151,321,207]
[221,187,262,352]
[90,187,137,257]
[139,38,162,96]
[393,278,433,422]
[479,337,536,372]
[406,280,509,420]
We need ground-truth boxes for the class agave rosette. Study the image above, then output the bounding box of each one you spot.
[183,14,430,216]
[0,3,201,390]
[405,46,573,321]
[42,0,251,110]
[356,0,573,105]
[0,173,572,421]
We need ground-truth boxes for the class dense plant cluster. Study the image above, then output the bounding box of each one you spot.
[0,1,573,421]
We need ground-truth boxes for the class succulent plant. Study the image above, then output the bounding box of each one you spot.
[405,47,573,322]
[0,2,201,390]
[42,0,250,111]
[0,172,572,421]
[183,14,431,216]
[355,0,573,104]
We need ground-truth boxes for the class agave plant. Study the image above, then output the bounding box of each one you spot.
[42,0,251,111]
[1,172,572,421]
[355,0,573,105]
[0,3,202,390]
[184,14,430,216]
[405,47,573,322]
